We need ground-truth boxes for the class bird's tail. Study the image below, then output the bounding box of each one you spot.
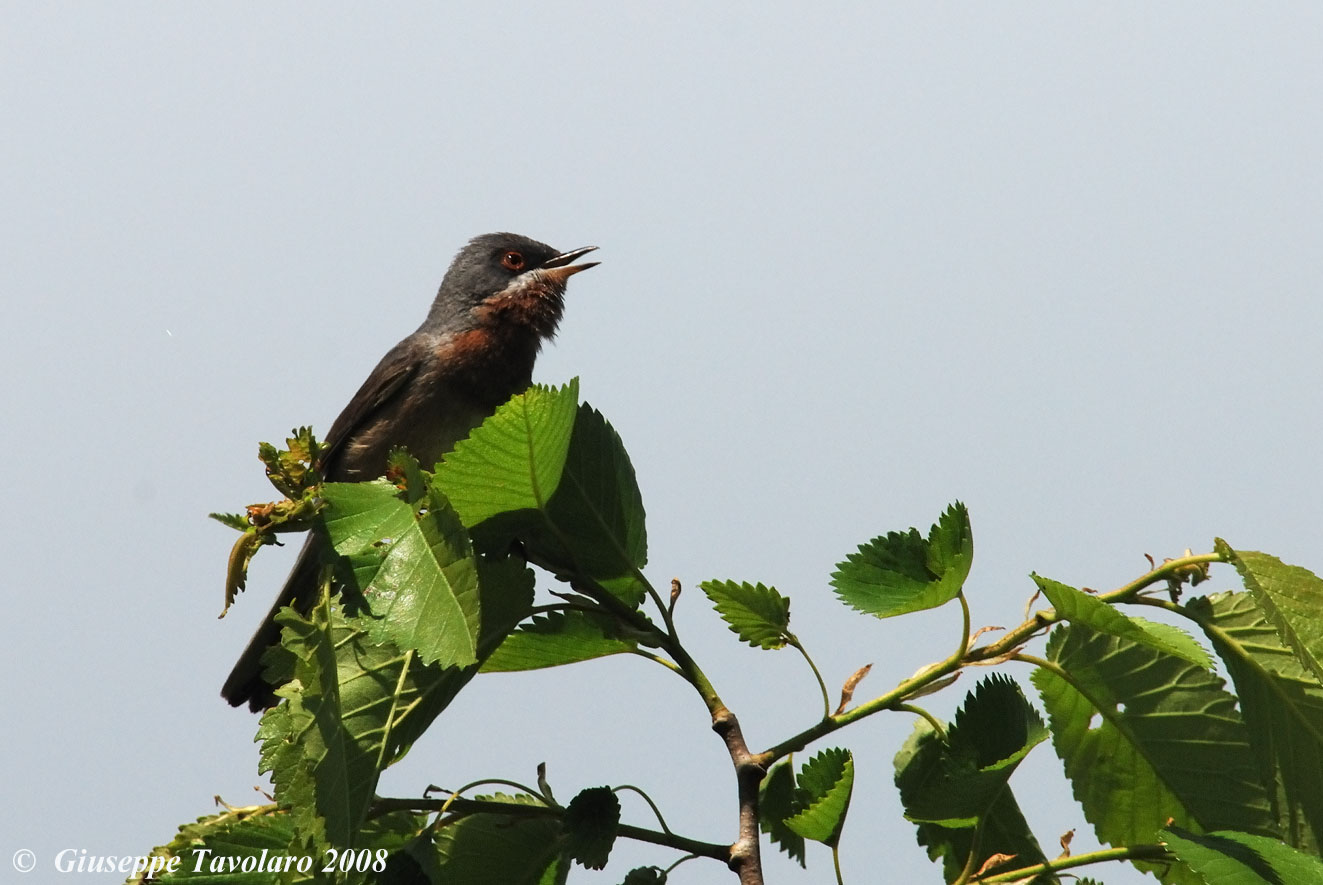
[220,534,324,712]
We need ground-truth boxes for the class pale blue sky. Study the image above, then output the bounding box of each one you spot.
[4,5,1322,883]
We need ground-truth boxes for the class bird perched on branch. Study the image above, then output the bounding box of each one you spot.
[222,232,598,710]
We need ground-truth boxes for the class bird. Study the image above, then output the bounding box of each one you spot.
[222,232,598,711]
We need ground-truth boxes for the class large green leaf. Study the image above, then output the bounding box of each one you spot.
[153,808,426,885]
[322,477,483,669]
[430,794,564,885]
[435,381,579,524]
[1219,542,1323,687]
[435,383,649,606]
[892,713,1053,884]
[1187,590,1323,851]
[699,580,792,650]
[895,675,1047,823]
[1032,574,1212,668]
[257,557,534,847]
[1031,623,1276,883]
[155,813,297,884]
[480,610,637,672]
[831,502,971,619]
[784,748,854,847]
[1162,826,1323,884]
[534,403,649,603]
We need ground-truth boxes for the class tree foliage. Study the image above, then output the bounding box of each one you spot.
[145,381,1323,884]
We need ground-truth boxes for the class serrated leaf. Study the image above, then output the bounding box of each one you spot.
[1219,542,1323,687]
[318,482,473,666]
[896,675,1047,827]
[257,557,534,847]
[430,798,563,885]
[563,787,620,870]
[437,381,579,523]
[320,479,417,576]
[759,758,806,867]
[893,718,1054,884]
[1163,826,1323,884]
[155,809,427,885]
[209,511,251,531]
[481,610,637,672]
[534,403,649,603]
[1033,573,1213,668]
[435,383,649,607]
[386,446,430,504]
[947,674,1048,767]
[1031,622,1276,883]
[831,502,972,619]
[699,580,791,649]
[1187,590,1323,851]
[621,867,667,884]
[156,813,298,883]
[323,478,483,668]
[785,748,854,847]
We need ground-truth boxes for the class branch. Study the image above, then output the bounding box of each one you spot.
[972,843,1172,883]
[371,796,731,862]
[964,550,1223,664]
[756,593,971,766]
[520,549,766,883]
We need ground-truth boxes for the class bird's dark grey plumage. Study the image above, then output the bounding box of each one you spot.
[222,232,597,710]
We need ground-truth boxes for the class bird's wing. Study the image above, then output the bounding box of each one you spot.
[317,340,420,477]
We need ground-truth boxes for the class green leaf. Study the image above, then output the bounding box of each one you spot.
[257,557,534,847]
[437,380,579,523]
[208,511,250,531]
[895,675,1047,827]
[152,809,426,885]
[699,580,792,649]
[323,476,484,669]
[435,383,649,606]
[785,748,854,847]
[892,679,1056,883]
[894,720,1055,885]
[759,758,806,867]
[1031,622,1276,883]
[621,867,667,885]
[258,426,324,498]
[1219,542,1323,686]
[319,479,417,584]
[156,813,297,883]
[1163,826,1323,884]
[1032,573,1213,668]
[481,610,638,672]
[831,502,972,619]
[946,674,1048,767]
[563,787,620,870]
[1187,590,1323,851]
[534,403,649,603]
[430,795,564,885]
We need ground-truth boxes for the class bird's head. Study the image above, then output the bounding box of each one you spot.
[428,232,598,338]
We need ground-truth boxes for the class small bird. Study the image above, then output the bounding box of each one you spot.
[222,232,598,711]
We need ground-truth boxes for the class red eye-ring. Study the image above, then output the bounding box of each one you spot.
[500,250,525,271]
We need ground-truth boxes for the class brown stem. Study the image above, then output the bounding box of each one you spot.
[518,548,765,881]
[711,703,764,884]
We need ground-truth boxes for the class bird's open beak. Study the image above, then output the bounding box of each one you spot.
[539,246,600,283]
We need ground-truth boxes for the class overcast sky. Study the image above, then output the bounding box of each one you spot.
[4,5,1322,884]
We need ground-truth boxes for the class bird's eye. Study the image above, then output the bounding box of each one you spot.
[500,250,526,271]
